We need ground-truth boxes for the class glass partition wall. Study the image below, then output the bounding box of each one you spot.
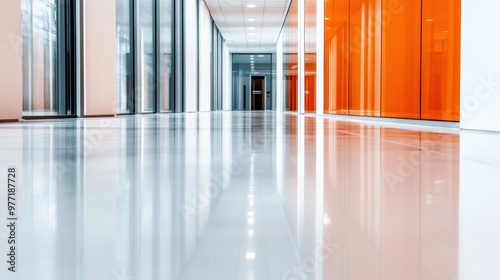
[231,54,273,111]
[116,0,174,114]
[22,0,77,117]
[323,0,460,121]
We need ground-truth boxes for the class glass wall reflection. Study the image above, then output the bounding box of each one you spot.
[277,115,459,280]
[1,112,468,280]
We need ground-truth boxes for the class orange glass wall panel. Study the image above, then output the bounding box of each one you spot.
[420,132,459,279]
[286,75,299,111]
[421,0,461,121]
[349,0,381,116]
[324,0,349,115]
[381,0,421,119]
[304,74,316,111]
[305,0,317,113]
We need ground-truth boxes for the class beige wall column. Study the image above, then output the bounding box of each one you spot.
[0,1,22,121]
[82,0,117,117]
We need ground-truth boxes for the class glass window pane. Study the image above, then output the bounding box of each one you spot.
[22,0,73,116]
[116,0,133,114]
[136,0,155,113]
[159,0,173,112]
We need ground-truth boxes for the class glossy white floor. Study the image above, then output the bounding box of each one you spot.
[0,111,499,280]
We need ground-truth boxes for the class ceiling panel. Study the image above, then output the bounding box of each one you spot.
[204,0,290,53]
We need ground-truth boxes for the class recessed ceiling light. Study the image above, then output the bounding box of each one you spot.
[257,55,264,58]
[249,33,255,36]
[248,18,256,22]
[248,39,254,42]
[248,27,255,30]
[325,17,330,20]
[247,4,256,8]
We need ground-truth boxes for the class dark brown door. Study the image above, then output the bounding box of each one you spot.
[251,76,265,110]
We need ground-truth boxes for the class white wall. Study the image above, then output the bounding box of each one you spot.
[461,0,500,132]
[83,0,117,116]
[460,132,500,279]
[199,1,212,112]
[184,0,199,112]
[0,1,22,121]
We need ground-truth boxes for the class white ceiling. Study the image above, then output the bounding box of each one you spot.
[204,0,291,53]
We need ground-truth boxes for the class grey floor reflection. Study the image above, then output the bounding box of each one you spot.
[0,112,499,280]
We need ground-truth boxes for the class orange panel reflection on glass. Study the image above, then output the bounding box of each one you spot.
[321,123,459,279]
[381,0,421,119]
[349,0,382,116]
[324,0,349,115]
[421,0,461,121]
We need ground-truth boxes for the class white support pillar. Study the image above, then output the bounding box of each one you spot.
[277,34,284,113]
[461,0,500,132]
[316,0,325,116]
[298,0,305,114]
[83,0,117,116]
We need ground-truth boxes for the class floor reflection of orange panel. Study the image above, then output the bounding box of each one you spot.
[420,132,459,279]
[421,0,461,121]
[323,120,350,280]
[324,0,349,115]
[381,128,421,280]
[305,74,316,112]
[381,0,421,119]
[348,124,381,280]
